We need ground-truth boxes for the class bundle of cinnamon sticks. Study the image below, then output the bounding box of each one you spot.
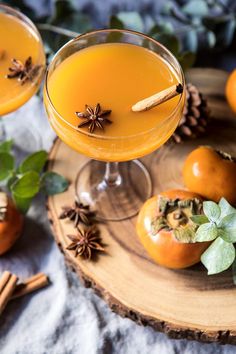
[0,271,49,315]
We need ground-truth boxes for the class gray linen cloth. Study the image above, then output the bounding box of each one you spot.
[0,92,235,354]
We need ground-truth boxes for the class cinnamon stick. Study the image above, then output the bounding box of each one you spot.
[11,272,49,299]
[132,83,183,112]
[0,271,18,314]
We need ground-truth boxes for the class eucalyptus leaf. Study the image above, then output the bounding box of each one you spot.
[19,150,47,174]
[206,30,216,47]
[116,12,144,32]
[190,214,209,225]
[203,201,221,222]
[217,228,236,243]
[11,171,40,198]
[182,30,198,52]
[219,198,236,218]
[182,0,209,17]
[110,15,124,29]
[51,0,91,34]
[195,222,218,242]
[0,152,14,181]
[161,2,174,16]
[0,140,13,153]
[178,51,196,71]
[201,237,235,275]
[151,33,180,56]
[218,213,236,230]
[41,172,69,195]
[149,22,174,35]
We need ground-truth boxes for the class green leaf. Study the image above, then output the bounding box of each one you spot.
[178,51,196,71]
[195,222,218,242]
[51,0,91,37]
[182,30,198,53]
[19,150,47,174]
[11,171,40,198]
[13,193,32,214]
[0,152,14,181]
[109,15,124,29]
[190,214,209,225]
[151,33,180,56]
[201,238,235,275]
[219,198,236,218]
[149,23,174,35]
[217,228,236,243]
[182,0,208,17]
[206,30,216,48]
[203,201,221,223]
[116,12,144,32]
[0,140,13,153]
[41,172,69,195]
[218,213,236,230]
[7,174,17,190]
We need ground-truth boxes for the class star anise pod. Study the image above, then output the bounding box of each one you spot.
[76,103,112,133]
[59,199,95,227]
[66,226,105,260]
[7,56,42,85]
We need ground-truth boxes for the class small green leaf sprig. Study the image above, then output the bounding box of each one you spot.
[0,140,69,213]
[192,198,236,276]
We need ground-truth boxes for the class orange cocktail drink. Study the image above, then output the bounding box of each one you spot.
[44,30,185,221]
[45,41,183,162]
[0,5,45,116]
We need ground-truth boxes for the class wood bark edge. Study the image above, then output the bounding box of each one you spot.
[46,196,236,345]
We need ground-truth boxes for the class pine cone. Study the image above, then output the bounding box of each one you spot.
[172,83,210,144]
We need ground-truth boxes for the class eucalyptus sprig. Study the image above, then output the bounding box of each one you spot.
[0,140,69,213]
[191,198,236,275]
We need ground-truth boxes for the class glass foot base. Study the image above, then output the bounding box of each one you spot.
[75,160,152,221]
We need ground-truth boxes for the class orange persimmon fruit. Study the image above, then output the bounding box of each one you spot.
[136,189,210,269]
[183,146,236,204]
[0,193,24,255]
[226,69,236,113]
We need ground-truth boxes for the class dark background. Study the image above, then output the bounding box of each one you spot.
[3,0,236,71]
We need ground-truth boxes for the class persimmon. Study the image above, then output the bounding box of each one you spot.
[0,192,24,255]
[183,146,236,204]
[136,189,210,269]
[226,69,236,113]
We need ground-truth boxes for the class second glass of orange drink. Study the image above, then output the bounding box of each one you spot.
[0,4,45,142]
[44,30,185,221]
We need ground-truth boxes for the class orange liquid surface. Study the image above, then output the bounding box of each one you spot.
[46,43,184,161]
[0,12,45,115]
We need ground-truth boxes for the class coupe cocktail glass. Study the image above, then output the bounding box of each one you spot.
[44,29,185,221]
[0,4,45,139]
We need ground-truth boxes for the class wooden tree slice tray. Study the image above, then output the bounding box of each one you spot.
[47,68,236,344]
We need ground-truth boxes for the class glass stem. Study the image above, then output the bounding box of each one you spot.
[0,116,6,142]
[104,162,122,187]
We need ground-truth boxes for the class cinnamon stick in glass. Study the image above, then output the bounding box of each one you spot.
[132,83,183,112]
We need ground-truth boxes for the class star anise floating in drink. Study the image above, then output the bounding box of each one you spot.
[59,199,96,227]
[66,226,105,260]
[76,103,112,133]
[7,56,42,85]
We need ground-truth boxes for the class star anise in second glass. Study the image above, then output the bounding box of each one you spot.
[66,226,105,260]
[76,103,112,133]
[7,56,42,85]
[59,199,95,227]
